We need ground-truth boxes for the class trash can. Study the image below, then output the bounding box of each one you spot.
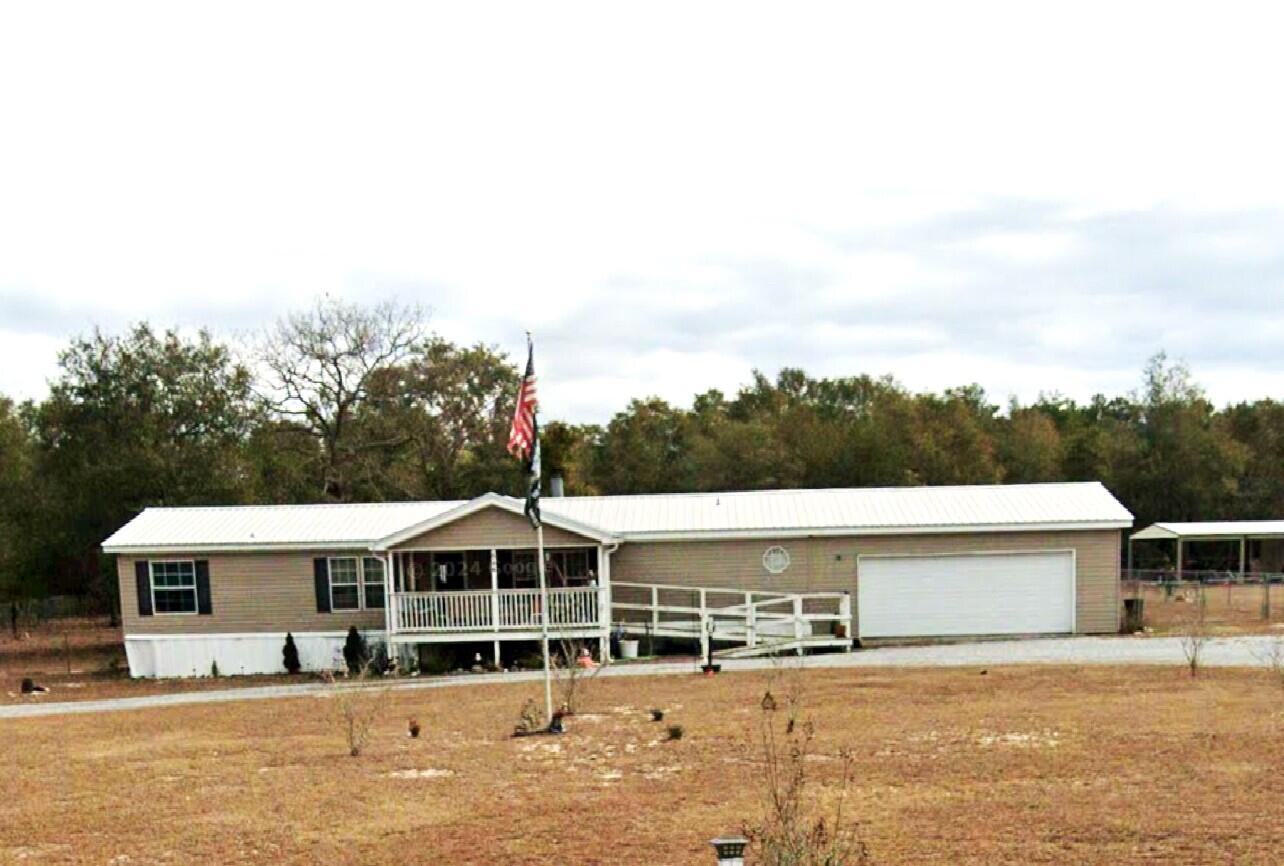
[1123,598,1145,632]
[619,639,640,659]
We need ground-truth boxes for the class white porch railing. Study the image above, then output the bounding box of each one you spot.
[392,587,601,634]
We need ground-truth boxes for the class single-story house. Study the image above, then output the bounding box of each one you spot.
[102,481,1132,677]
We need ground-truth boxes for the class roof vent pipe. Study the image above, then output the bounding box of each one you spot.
[550,474,565,497]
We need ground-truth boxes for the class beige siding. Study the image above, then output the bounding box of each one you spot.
[611,529,1122,634]
[392,507,594,549]
[119,528,1122,637]
[118,552,386,635]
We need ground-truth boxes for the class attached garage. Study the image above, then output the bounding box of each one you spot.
[857,550,1076,639]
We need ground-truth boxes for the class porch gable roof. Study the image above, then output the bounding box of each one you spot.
[370,493,617,550]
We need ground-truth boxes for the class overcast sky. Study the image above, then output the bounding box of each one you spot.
[3,3,1283,423]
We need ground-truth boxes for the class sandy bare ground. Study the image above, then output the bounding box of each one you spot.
[3,665,1284,865]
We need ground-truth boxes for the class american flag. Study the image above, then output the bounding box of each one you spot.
[507,337,541,528]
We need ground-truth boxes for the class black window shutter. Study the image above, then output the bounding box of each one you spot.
[314,558,331,613]
[195,560,212,615]
[135,561,153,616]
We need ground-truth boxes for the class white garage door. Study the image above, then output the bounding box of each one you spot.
[857,551,1075,639]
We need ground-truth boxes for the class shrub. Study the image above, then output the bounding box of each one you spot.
[342,626,369,675]
[514,698,544,736]
[210,659,220,678]
[666,724,684,741]
[650,708,665,722]
[369,641,392,675]
[283,632,302,675]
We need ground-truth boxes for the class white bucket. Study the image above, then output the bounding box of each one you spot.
[619,639,640,660]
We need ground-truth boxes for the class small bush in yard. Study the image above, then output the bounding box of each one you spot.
[666,724,684,741]
[210,659,220,678]
[343,626,369,675]
[283,633,302,675]
[514,698,545,736]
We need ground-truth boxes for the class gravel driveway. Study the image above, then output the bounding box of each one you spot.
[3,634,1280,720]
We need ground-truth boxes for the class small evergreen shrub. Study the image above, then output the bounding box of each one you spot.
[210,659,221,678]
[343,626,369,675]
[283,632,302,675]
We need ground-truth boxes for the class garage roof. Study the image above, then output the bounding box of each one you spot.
[103,481,1132,553]
[1131,521,1284,541]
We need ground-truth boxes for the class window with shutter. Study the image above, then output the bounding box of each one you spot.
[150,561,199,614]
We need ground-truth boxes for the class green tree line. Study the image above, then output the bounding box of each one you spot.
[0,297,1276,606]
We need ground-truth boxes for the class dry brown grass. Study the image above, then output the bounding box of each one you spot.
[1128,582,1284,635]
[2,664,1284,864]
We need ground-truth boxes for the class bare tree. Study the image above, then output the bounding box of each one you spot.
[258,297,427,499]
[322,665,392,757]
[1178,585,1210,678]
[544,558,605,715]
[746,664,872,866]
[553,637,605,715]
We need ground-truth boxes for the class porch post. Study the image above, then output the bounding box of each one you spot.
[1175,538,1183,582]
[490,548,500,667]
[598,544,612,664]
[384,551,394,642]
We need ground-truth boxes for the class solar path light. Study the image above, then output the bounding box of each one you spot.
[710,835,748,866]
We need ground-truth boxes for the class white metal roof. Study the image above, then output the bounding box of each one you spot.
[542,481,1131,540]
[104,482,1131,553]
[102,500,464,553]
[1131,521,1284,541]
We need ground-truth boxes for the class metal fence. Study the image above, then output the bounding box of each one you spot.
[6,595,111,633]
[1122,569,1284,629]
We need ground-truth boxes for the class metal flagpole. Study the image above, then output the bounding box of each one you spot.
[536,522,554,723]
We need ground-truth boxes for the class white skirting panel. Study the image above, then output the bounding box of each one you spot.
[124,631,385,678]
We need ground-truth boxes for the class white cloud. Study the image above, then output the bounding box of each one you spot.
[2,2,1284,417]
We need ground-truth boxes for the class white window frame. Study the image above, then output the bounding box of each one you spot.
[328,556,362,611]
[361,556,386,609]
[149,559,199,616]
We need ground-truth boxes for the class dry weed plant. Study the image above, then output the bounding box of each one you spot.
[322,664,392,756]
[1255,637,1284,691]
[745,662,872,866]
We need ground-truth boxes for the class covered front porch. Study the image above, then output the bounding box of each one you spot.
[371,495,618,662]
[385,546,608,644]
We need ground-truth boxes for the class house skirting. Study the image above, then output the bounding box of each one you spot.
[124,630,385,678]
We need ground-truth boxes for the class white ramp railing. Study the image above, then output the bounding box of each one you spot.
[610,581,852,654]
